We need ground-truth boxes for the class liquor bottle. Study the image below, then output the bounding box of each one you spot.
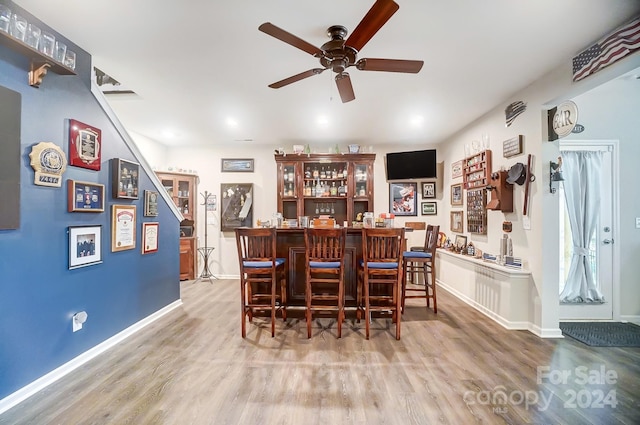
[305,166,311,179]
[330,181,338,196]
[312,166,319,179]
[338,181,346,196]
[332,168,337,179]
[320,166,326,179]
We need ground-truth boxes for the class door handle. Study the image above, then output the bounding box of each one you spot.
[603,239,613,245]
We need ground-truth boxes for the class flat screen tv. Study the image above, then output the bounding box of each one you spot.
[385,149,437,180]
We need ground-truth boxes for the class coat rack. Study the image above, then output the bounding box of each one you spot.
[194,190,217,283]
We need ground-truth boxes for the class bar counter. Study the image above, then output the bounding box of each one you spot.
[276,227,364,306]
[276,227,408,307]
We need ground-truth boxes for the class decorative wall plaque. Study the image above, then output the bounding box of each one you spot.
[69,119,101,170]
[29,142,67,187]
[502,135,524,158]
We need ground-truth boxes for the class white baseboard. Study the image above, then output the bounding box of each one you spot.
[436,281,529,330]
[0,299,183,415]
[528,324,564,338]
[437,282,565,338]
[620,315,640,325]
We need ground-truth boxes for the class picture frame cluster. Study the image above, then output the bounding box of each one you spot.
[65,118,162,269]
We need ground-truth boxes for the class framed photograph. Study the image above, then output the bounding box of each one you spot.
[455,235,468,250]
[451,210,464,233]
[69,119,101,171]
[389,182,417,216]
[422,181,436,199]
[111,158,139,199]
[67,180,105,212]
[111,204,137,251]
[451,160,463,179]
[69,225,102,269]
[451,183,463,206]
[142,222,159,254]
[221,183,253,231]
[221,158,254,173]
[144,190,159,217]
[421,201,437,215]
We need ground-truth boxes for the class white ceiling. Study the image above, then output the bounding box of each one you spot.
[15,0,640,148]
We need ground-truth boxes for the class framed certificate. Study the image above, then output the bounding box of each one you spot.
[111,204,136,252]
[67,180,105,212]
[69,119,101,171]
[142,222,159,254]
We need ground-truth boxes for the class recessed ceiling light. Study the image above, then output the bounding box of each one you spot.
[162,130,176,138]
[317,115,329,126]
[410,115,424,127]
[226,118,238,127]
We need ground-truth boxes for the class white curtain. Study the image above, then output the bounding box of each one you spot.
[559,151,604,303]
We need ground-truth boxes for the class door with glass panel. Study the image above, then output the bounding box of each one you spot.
[558,142,615,320]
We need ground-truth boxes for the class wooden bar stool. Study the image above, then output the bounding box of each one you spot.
[404,221,426,283]
[402,224,439,313]
[304,227,347,338]
[235,227,286,338]
[357,227,405,340]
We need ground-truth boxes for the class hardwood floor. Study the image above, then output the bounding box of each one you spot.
[1,280,639,425]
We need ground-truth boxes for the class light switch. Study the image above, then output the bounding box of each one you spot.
[636,217,640,229]
[523,216,531,230]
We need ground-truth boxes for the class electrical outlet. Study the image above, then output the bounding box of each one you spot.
[72,311,88,332]
[636,217,640,229]
[523,216,531,230]
[72,319,82,332]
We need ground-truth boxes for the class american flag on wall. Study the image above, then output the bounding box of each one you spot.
[572,17,640,82]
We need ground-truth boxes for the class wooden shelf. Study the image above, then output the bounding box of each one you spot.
[466,188,487,234]
[0,31,76,74]
[463,150,492,190]
[276,153,375,223]
[1,30,76,88]
[157,172,199,280]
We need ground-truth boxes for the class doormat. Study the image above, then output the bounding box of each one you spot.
[560,322,640,347]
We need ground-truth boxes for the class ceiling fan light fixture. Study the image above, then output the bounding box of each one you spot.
[259,0,422,102]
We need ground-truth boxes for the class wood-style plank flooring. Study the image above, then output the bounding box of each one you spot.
[1,280,639,425]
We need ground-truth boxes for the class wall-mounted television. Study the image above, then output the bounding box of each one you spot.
[385,149,437,180]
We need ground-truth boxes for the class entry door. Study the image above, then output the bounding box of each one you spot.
[559,142,616,320]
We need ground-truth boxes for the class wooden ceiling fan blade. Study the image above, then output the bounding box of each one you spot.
[259,22,323,56]
[268,68,325,89]
[335,73,355,103]
[346,0,399,52]
[356,58,424,73]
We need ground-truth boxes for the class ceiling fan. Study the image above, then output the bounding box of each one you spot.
[258,0,423,103]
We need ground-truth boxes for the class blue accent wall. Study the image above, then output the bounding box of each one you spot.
[0,19,181,399]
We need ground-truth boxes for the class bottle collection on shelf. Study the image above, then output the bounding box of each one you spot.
[302,165,349,198]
